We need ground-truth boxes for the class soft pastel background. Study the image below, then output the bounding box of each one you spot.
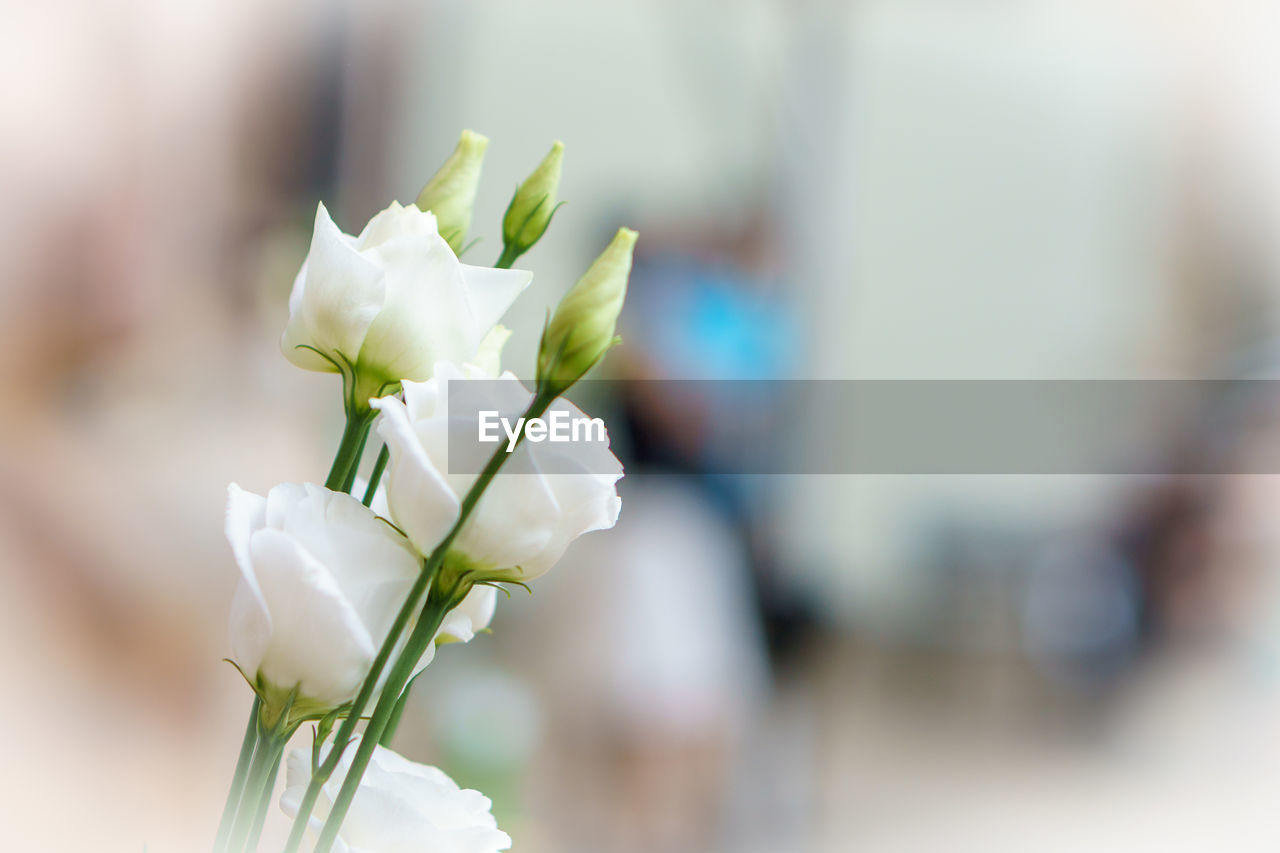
[5,1,1280,851]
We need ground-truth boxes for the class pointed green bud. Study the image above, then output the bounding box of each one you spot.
[415,129,489,254]
[537,227,637,397]
[502,140,565,259]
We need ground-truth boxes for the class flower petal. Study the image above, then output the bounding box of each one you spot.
[272,484,421,648]
[281,261,338,372]
[356,230,475,384]
[226,484,271,677]
[437,585,497,644]
[372,394,460,556]
[460,263,532,335]
[355,200,439,250]
[296,201,387,367]
[250,528,377,706]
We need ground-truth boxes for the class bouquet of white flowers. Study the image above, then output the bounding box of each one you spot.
[213,130,635,853]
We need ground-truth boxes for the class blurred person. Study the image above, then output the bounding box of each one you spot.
[531,478,768,853]
[502,220,807,853]
[619,213,813,660]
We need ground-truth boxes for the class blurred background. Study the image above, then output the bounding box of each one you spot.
[6,0,1280,850]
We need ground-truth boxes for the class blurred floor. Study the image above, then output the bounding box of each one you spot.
[803,640,1280,853]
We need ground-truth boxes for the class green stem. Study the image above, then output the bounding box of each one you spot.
[325,407,374,492]
[281,774,322,853]
[244,738,285,852]
[226,702,294,853]
[218,387,374,853]
[213,696,261,853]
[495,244,521,269]
[281,557,440,853]
[340,418,373,494]
[301,391,555,853]
[225,738,273,853]
[379,669,425,747]
[362,445,389,507]
[313,580,467,853]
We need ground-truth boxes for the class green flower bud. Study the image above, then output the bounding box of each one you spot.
[501,140,564,259]
[537,227,637,396]
[415,129,489,254]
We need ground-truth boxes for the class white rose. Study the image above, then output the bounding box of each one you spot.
[226,482,433,710]
[370,363,623,582]
[281,737,511,853]
[282,201,531,405]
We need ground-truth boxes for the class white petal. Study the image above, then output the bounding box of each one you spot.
[437,585,497,644]
[314,739,509,852]
[399,377,445,423]
[460,263,532,334]
[226,485,271,677]
[372,395,460,556]
[263,481,309,531]
[517,399,624,578]
[356,201,439,250]
[298,202,387,367]
[469,325,511,377]
[356,230,475,382]
[228,581,271,683]
[352,475,391,519]
[281,261,337,372]
[225,483,267,581]
[272,484,421,647]
[454,451,558,571]
[250,529,376,706]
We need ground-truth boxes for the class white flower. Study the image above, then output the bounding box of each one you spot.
[282,201,531,405]
[355,478,498,646]
[281,737,511,853]
[370,363,623,581]
[226,482,432,709]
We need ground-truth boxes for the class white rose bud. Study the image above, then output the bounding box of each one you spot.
[225,482,435,714]
[500,140,564,262]
[416,129,489,254]
[537,227,636,397]
[282,737,511,853]
[370,363,623,583]
[282,201,531,411]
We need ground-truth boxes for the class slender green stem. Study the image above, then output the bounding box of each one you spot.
[312,391,554,853]
[216,386,367,853]
[379,669,425,747]
[244,737,285,852]
[227,714,292,853]
[325,407,374,492]
[282,557,441,853]
[213,696,261,853]
[312,581,466,852]
[340,417,373,494]
[292,391,554,853]
[225,738,271,853]
[281,775,322,853]
[362,445,389,507]
[495,244,521,269]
